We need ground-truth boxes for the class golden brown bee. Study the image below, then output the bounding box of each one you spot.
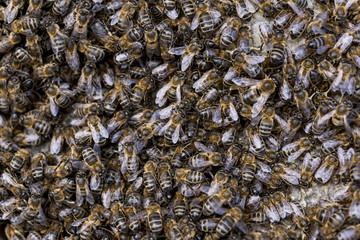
[33,63,58,79]
[203,188,233,216]
[11,17,39,36]
[71,9,91,40]
[156,71,185,107]
[349,189,360,219]
[78,40,105,63]
[131,76,155,105]
[91,20,120,52]
[44,20,68,55]
[31,153,45,181]
[0,32,21,53]
[160,109,185,145]
[165,218,184,239]
[298,152,321,187]
[273,10,293,29]
[215,207,244,238]
[143,160,157,194]
[320,210,346,238]
[75,171,94,206]
[169,38,203,71]
[241,153,257,185]
[191,0,221,35]
[9,149,30,172]
[65,41,80,71]
[332,61,355,95]
[350,152,360,184]
[19,115,52,136]
[1,171,27,198]
[121,141,139,174]
[109,0,138,26]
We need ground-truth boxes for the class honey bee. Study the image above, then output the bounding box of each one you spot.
[320,210,346,238]
[109,0,137,26]
[169,38,203,71]
[72,205,103,238]
[11,17,39,36]
[203,188,233,216]
[350,152,360,183]
[215,17,242,49]
[349,189,360,219]
[87,115,108,144]
[30,153,45,182]
[44,83,74,117]
[314,154,338,184]
[71,9,91,40]
[193,69,221,94]
[159,109,185,145]
[307,34,336,55]
[0,32,21,53]
[65,41,80,71]
[188,151,222,170]
[52,0,71,16]
[332,100,353,131]
[78,40,105,63]
[151,60,179,80]
[299,152,321,187]
[143,160,157,194]
[336,224,360,240]
[235,0,256,21]
[1,171,27,198]
[164,218,183,239]
[19,115,52,136]
[332,61,355,95]
[225,144,243,170]
[43,20,68,56]
[282,136,315,162]
[272,163,300,186]
[191,0,221,35]
[120,142,139,175]
[131,76,155,105]
[91,21,119,52]
[75,171,94,206]
[217,91,239,124]
[156,71,186,107]
[9,149,30,172]
[288,16,309,39]
[215,207,248,237]
[333,0,357,23]
[273,10,293,30]
[33,63,58,79]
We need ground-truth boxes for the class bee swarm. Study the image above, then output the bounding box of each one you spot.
[0,0,360,239]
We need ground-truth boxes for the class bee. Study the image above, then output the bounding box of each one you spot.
[218,91,239,124]
[9,149,30,172]
[30,153,45,181]
[0,32,21,53]
[172,191,187,219]
[310,102,335,135]
[333,0,356,23]
[272,163,300,186]
[43,20,69,56]
[332,61,355,95]
[225,144,243,170]
[307,34,336,55]
[71,9,91,40]
[157,160,172,193]
[44,83,74,117]
[109,202,127,233]
[299,152,321,187]
[228,51,265,80]
[87,115,108,144]
[159,110,185,145]
[33,63,58,80]
[121,142,139,174]
[14,47,39,68]
[11,17,39,36]
[258,103,275,138]
[350,152,360,183]
[235,0,256,21]
[19,115,52,136]
[159,27,175,61]
[245,126,265,157]
[141,202,165,233]
[82,146,105,184]
[72,103,102,119]
[72,205,103,239]
[109,0,137,26]
[169,38,203,71]
[91,20,120,52]
[336,224,360,240]
[151,60,179,80]
[188,151,222,169]
[191,0,221,35]
[320,210,346,238]
[106,110,129,135]
[175,168,205,186]
[181,0,196,19]
[63,41,80,71]
[314,154,338,184]
[52,0,71,16]
[349,189,360,219]
[294,88,311,120]
[78,40,105,63]
[1,171,27,198]
[165,219,183,239]
[241,153,257,185]
[215,17,242,49]
[282,136,315,162]
[332,100,353,130]
[156,71,186,107]
[143,160,157,194]
[75,171,95,206]
[131,76,155,105]
[203,188,233,216]
[215,207,247,237]
[198,218,219,232]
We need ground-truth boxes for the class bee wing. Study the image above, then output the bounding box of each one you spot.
[89,124,100,143]
[317,109,336,125]
[110,10,121,25]
[50,135,62,155]
[244,55,265,65]
[229,102,239,121]
[244,0,256,13]
[76,183,84,206]
[90,173,100,190]
[165,9,178,19]
[48,97,58,117]
[281,171,299,185]
[274,114,291,133]
[287,2,305,17]
[97,122,109,138]
[252,94,270,118]
[106,119,120,134]
[216,19,230,38]
[195,141,212,153]
[155,82,171,106]
[176,85,181,103]
[85,182,95,205]
[255,169,272,183]
[256,161,271,172]
[5,5,19,23]
[158,119,172,136]
[193,70,211,92]
[266,135,280,151]
[353,55,360,68]
[77,220,96,234]
[212,104,222,123]
[120,155,128,174]
[287,149,306,162]
[282,140,299,152]
[72,217,87,227]
[180,183,196,197]
[152,63,168,76]
[222,128,234,143]
[75,129,92,139]
[280,80,292,101]
[293,44,308,60]
[314,164,334,184]
[232,77,259,87]
[345,0,358,9]
[225,152,236,170]
[334,33,353,53]
[24,132,40,142]
[264,204,280,223]
[289,202,304,218]
[331,185,350,202]
[172,124,181,144]
[168,46,186,55]
[344,77,355,95]
[349,198,360,219]
[200,184,221,196]
[159,104,176,119]
[181,53,195,71]
[191,12,199,30]
[236,1,247,18]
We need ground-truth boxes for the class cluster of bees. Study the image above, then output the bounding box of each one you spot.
[0,0,360,239]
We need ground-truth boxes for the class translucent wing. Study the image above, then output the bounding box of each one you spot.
[229,102,239,121]
[172,124,181,144]
[181,53,195,71]
[252,94,270,118]
[287,149,306,162]
[245,0,256,12]
[236,1,247,18]
[195,141,212,153]
[232,77,259,87]
[168,46,186,55]
[317,109,336,125]
[290,202,304,218]
[264,204,280,222]
[193,70,211,92]
[287,1,305,17]
[49,97,58,117]
[159,104,176,119]
[158,119,171,136]
[224,68,238,81]
[334,33,353,53]
[274,114,291,132]
[89,125,100,143]
[98,123,109,138]
[314,164,334,184]
[165,9,178,19]
[110,10,121,25]
[281,172,299,185]
[244,55,265,65]
[222,128,234,143]
[280,80,292,101]
[349,197,360,219]
[50,135,62,155]
[212,105,222,123]
[76,184,84,206]
[191,12,199,30]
